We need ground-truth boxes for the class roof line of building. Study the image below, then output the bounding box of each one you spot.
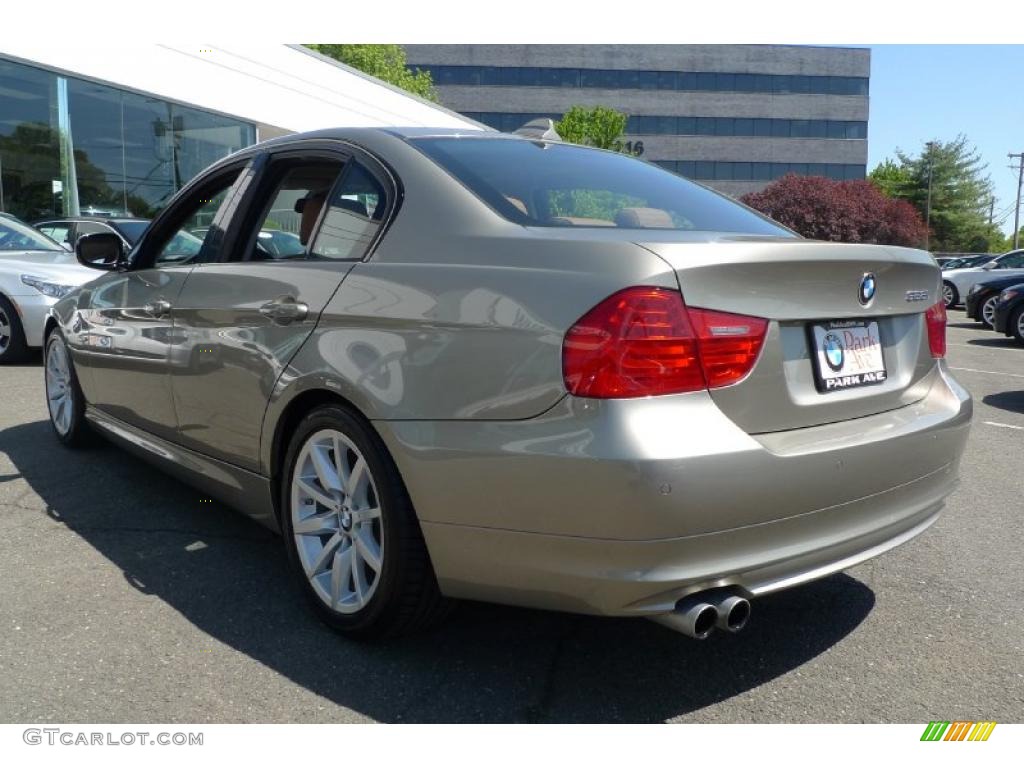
[287,45,490,131]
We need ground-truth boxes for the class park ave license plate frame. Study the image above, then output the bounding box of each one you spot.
[808,319,887,393]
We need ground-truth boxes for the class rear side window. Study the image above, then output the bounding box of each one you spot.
[310,163,388,261]
[411,137,793,236]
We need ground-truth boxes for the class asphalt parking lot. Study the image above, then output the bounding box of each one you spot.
[1,311,1022,724]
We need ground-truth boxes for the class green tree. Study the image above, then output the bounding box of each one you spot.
[868,158,912,198]
[874,136,996,252]
[305,45,437,102]
[555,105,627,151]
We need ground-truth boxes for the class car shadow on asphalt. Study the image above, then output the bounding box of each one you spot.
[982,391,1024,416]
[967,337,1022,349]
[0,419,875,723]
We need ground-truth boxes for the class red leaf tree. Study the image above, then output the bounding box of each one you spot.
[741,174,929,247]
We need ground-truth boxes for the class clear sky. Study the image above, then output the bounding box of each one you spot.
[866,44,1024,236]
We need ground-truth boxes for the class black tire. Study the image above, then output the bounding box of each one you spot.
[0,294,30,364]
[279,404,451,640]
[44,329,93,447]
[942,281,959,309]
[1011,306,1024,346]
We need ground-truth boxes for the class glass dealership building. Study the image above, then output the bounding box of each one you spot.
[0,46,475,225]
[406,44,870,197]
[0,57,256,222]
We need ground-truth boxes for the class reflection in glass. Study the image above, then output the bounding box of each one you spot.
[1,55,256,222]
[0,59,61,220]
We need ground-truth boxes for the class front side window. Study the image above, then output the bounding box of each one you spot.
[411,137,793,236]
[997,253,1024,269]
[143,167,245,267]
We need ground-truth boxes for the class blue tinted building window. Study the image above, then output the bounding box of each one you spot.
[696,72,716,90]
[678,72,698,90]
[715,117,735,136]
[656,71,678,90]
[735,73,756,92]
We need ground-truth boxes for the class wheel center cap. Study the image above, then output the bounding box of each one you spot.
[340,510,353,531]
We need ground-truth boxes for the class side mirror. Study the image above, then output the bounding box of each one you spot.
[76,232,124,270]
[982,260,998,270]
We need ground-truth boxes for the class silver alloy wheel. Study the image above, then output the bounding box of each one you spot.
[982,295,999,327]
[45,336,73,436]
[1018,310,1024,340]
[942,283,955,307]
[290,429,384,614]
[0,306,10,354]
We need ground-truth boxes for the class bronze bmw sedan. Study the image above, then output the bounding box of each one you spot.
[43,128,971,640]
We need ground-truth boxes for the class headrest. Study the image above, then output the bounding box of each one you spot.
[614,207,674,229]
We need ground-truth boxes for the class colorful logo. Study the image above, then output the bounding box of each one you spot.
[859,273,877,305]
[920,721,997,742]
[822,332,845,372]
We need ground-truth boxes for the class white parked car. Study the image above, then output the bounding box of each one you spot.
[0,213,101,363]
[941,249,1024,308]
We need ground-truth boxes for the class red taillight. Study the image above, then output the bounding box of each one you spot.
[688,307,769,388]
[562,287,767,398]
[925,301,946,358]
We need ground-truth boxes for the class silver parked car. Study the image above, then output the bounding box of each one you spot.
[0,213,102,363]
[44,128,972,640]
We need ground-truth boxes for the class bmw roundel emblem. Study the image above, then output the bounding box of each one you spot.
[858,273,877,306]
[823,332,845,372]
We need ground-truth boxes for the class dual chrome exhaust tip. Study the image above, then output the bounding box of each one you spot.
[651,591,752,639]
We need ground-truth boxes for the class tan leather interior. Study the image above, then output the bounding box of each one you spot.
[550,216,617,227]
[504,196,528,215]
[614,207,675,228]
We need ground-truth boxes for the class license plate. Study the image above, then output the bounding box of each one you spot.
[809,320,887,392]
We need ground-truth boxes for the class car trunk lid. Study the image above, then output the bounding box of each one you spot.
[640,239,943,434]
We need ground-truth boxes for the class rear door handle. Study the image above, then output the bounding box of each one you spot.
[144,299,172,317]
[259,296,309,325]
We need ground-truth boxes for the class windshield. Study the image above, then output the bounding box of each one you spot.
[0,216,64,252]
[411,137,794,236]
[110,220,149,243]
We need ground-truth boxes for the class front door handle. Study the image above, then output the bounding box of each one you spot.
[259,296,309,325]
[144,299,172,318]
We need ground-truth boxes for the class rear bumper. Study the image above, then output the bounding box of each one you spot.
[377,363,971,616]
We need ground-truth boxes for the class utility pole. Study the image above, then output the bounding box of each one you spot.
[925,141,936,251]
[1011,153,1024,250]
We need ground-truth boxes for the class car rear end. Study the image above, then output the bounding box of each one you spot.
[385,134,972,632]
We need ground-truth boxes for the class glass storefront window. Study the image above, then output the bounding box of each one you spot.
[0,60,61,221]
[68,79,128,215]
[0,56,255,223]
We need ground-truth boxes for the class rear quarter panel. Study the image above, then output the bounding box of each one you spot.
[257,133,681,472]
